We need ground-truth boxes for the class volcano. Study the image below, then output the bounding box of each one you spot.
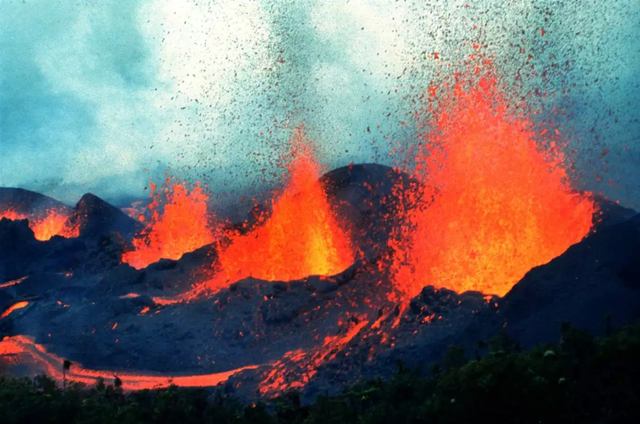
[1,62,639,403]
[66,193,143,241]
[1,161,638,401]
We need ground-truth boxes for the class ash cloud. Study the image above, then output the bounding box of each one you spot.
[0,0,638,209]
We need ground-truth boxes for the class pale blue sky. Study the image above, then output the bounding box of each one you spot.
[1,0,638,210]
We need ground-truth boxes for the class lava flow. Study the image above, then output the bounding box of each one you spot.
[390,66,595,299]
[259,319,369,396]
[0,276,28,289]
[0,208,79,241]
[122,179,217,269]
[196,129,354,295]
[0,335,258,391]
[0,301,29,319]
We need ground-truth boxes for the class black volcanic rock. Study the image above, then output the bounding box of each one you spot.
[0,187,70,215]
[320,163,419,258]
[66,193,143,240]
[0,218,43,281]
[498,213,640,347]
[0,218,88,281]
[593,195,639,228]
[0,217,35,243]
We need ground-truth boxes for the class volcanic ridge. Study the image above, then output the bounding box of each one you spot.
[0,165,638,401]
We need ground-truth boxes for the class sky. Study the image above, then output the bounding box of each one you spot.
[0,0,638,211]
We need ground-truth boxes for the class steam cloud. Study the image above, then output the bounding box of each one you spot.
[1,0,638,209]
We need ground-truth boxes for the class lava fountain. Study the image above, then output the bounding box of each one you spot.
[197,128,354,295]
[390,65,596,300]
[122,179,217,269]
[0,208,79,241]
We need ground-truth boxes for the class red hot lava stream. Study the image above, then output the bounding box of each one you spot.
[259,319,369,396]
[0,301,29,319]
[0,277,28,289]
[0,335,258,391]
[390,66,595,300]
[122,179,217,269]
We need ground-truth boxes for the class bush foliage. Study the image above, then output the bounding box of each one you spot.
[1,323,639,423]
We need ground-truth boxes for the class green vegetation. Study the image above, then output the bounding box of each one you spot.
[1,323,640,423]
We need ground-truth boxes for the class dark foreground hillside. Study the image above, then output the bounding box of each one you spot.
[1,323,639,424]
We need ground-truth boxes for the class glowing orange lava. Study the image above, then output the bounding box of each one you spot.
[32,209,79,240]
[0,277,28,289]
[0,335,258,391]
[259,319,368,395]
[0,208,78,241]
[0,210,23,222]
[198,129,354,295]
[390,68,595,299]
[0,301,29,319]
[122,180,216,269]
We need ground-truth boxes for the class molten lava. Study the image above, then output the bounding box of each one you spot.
[259,319,369,395]
[391,69,595,299]
[32,209,79,240]
[0,276,28,289]
[122,180,216,269]
[0,301,29,319]
[198,129,354,294]
[0,208,78,241]
[0,210,24,223]
[0,335,257,391]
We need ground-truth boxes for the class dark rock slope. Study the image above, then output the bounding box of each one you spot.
[0,187,70,215]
